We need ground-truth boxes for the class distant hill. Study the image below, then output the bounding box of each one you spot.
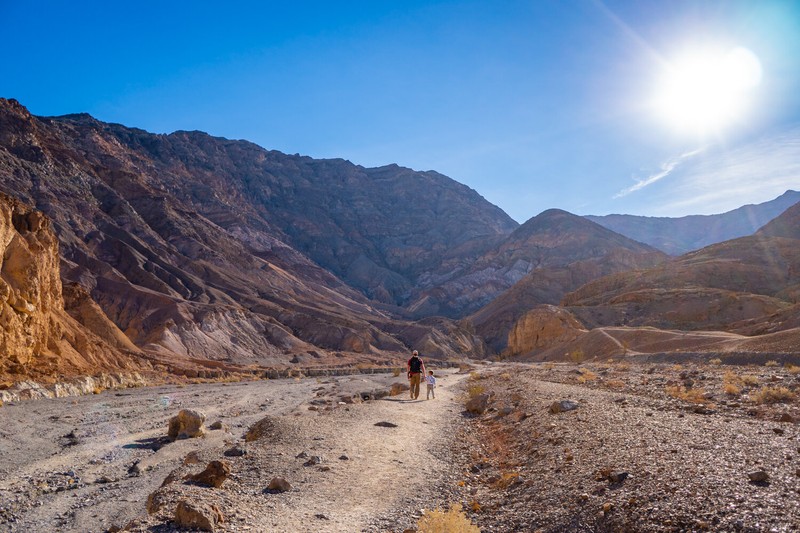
[459,209,666,352]
[585,190,800,255]
[562,200,800,333]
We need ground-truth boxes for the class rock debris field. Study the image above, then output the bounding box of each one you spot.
[1,360,799,532]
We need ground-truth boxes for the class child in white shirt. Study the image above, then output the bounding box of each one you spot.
[425,370,436,399]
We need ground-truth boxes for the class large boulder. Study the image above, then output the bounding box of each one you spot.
[466,393,490,415]
[187,460,231,488]
[174,499,224,531]
[168,409,206,440]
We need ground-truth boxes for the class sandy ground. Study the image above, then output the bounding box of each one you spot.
[0,369,467,532]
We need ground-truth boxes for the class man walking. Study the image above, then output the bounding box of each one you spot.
[407,350,426,400]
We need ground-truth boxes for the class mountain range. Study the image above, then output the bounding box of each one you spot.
[586,190,800,255]
[1,97,798,384]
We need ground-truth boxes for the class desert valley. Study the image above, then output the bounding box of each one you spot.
[0,98,799,532]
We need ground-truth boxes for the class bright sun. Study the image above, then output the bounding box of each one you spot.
[654,46,762,135]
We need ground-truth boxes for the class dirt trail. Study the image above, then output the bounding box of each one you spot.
[0,369,468,532]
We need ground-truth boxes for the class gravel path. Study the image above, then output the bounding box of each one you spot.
[0,369,468,532]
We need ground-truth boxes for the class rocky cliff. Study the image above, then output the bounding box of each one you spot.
[0,191,140,381]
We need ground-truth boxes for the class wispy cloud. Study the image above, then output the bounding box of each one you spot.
[614,147,705,198]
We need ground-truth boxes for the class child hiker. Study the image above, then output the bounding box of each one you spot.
[425,370,436,399]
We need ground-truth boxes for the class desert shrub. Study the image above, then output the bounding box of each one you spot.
[544,362,555,370]
[392,367,401,377]
[568,349,587,364]
[751,386,796,404]
[614,362,631,372]
[666,385,710,403]
[741,375,760,387]
[785,364,800,375]
[498,372,512,381]
[723,382,741,396]
[606,380,626,389]
[467,384,486,398]
[577,369,598,383]
[417,504,480,533]
[93,386,104,395]
[671,364,683,371]
[765,360,780,367]
[709,358,722,365]
[468,372,482,382]
[0,400,3,408]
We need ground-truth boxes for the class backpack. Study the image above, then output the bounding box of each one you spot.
[409,356,422,373]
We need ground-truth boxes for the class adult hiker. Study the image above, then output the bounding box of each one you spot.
[407,350,426,400]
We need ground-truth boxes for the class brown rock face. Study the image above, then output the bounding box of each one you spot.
[0,191,137,379]
[505,305,586,357]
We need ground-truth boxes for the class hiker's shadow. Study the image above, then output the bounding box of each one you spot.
[382,398,426,403]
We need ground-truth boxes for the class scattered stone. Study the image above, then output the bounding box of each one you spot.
[266,477,292,493]
[374,421,398,428]
[609,471,629,483]
[296,451,309,459]
[466,394,490,415]
[315,513,330,520]
[223,446,247,457]
[187,461,231,488]
[773,428,785,435]
[390,382,409,396]
[319,466,331,472]
[303,456,323,467]
[339,455,350,460]
[209,421,225,431]
[127,462,141,476]
[183,451,202,465]
[549,400,579,414]
[602,502,613,513]
[174,499,224,532]
[168,409,206,440]
[778,413,795,423]
[748,470,769,483]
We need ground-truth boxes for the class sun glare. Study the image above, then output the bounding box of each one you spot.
[654,46,762,135]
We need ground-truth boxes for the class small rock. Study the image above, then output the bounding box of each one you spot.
[374,421,398,428]
[773,428,785,435]
[209,421,225,431]
[267,477,292,493]
[168,409,206,440]
[174,499,224,531]
[223,446,247,457]
[778,413,795,423]
[609,471,629,483]
[602,502,613,513]
[466,394,490,415]
[303,456,323,467]
[296,451,309,459]
[127,462,141,476]
[549,400,579,414]
[187,461,231,488]
[315,513,330,520]
[339,455,350,461]
[748,470,769,483]
[183,451,202,465]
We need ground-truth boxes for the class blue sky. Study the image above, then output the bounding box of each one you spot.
[1,1,798,222]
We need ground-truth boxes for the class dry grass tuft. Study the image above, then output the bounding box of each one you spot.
[93,386,104,395]
[577,369,598,383]
[741,374,760,387]
[765,360,780,367]
[666,385,710,404]
[751,386,796,405]
[614,362,631,372]
[709,358,722,365]
[417,504,480,533]
[469,371,482,382]
[568,348,587,364]
[723,382,741,396]
[785,364,800,375]
[606,379,626,390]
[467,384,485,398]
[544,362,555,370]
[392,367,401,377]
